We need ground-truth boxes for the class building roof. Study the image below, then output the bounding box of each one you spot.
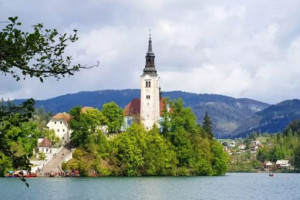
[276,160,289,165]
[52,112,71,122]
[81,106,95,113]
[263,161,273,166]
[124,98,168,116]
[124,98,140,116]
[39,138,52,147]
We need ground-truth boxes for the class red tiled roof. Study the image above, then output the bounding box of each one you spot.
[81,106,95,113]
[124,98,140,116]
[39,138,52,147]
[52,112,71,122]
[124,98,169,116]
[160,98,164,115]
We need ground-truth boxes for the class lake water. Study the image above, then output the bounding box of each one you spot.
[0,173,299,200]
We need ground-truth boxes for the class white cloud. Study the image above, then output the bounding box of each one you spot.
[1,0,300,104]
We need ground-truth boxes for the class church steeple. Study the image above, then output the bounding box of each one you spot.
[143,32,157,75]
[148,32,153,53]
[140,31,160,130]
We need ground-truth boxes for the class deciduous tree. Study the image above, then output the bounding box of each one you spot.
[0,16,96,176]
[102,102,124,133]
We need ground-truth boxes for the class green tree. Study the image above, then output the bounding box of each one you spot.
[211,140,229,175]
[161,98,199,136]
[143,127,177,175]
[41,129,60,146]
[284,120,300,137]
[294,146,300,172]
[102,102,124,133]
[172,128,193,167]
[0,153,12,177]
[69,106,106,148]
[38,152,46,160]
[190,134,213,175]
[257,147,270,162]
[203,112,213,139]
[110,124,145,176]
[0,17,97,81]
[0,99,36,172]
[33,107,52,133]
[0,16,96,178]
[69,106,88,147]
[270,146,285,162]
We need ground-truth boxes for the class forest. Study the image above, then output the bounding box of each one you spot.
[62,99,229,176]
[0,98,229,176]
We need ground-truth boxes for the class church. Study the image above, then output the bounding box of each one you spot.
[124,34,165,130]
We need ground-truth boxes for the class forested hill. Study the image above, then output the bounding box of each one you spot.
[233,99,300,138]
[14,91,300,138]
[13,89,270,138]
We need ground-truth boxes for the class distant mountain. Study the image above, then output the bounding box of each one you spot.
[163,91,269,138]
[13,89,270,138]
[234,99,300,138]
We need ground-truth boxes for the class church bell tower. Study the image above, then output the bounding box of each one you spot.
[140,33,160,130]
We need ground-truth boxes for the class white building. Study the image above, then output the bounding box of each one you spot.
[276,160,290,168]
[124,34,163,130]
[46,112,71,145]
[37,137,52,155]
[140,34,161,130]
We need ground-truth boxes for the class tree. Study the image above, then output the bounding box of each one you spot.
[203,112,213,139]
[69,106,107,149]
[0,17,97,82]
[143,128,177,175]
[0,17,96,178]
[33,107,52,133]
[160,98,199,136]
[284,120,300,137]
[41,129,60,146]
[257,147,270,163]
[110,124,145,176]
[294,146,300,172]
[102,102,124,133]
[0,99,36,172]
[211,141,229,175]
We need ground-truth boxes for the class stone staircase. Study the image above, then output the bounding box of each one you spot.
[39,144,73,176]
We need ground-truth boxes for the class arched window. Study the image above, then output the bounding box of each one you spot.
[145,80,151,88]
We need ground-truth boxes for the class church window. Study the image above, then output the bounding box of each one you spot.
[145,80,151,88]
[54,121,57,124]
[146,95,150,99]
[60,121,62,124]
[57,129,59,132]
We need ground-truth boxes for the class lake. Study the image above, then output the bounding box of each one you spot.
[0,173,299,200]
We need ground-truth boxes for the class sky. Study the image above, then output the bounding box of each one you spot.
[1,0,300,104]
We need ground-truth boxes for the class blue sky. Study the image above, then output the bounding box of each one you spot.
[1,0,300,104]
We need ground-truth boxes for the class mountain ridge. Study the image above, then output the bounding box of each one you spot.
[12,89,300,138]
